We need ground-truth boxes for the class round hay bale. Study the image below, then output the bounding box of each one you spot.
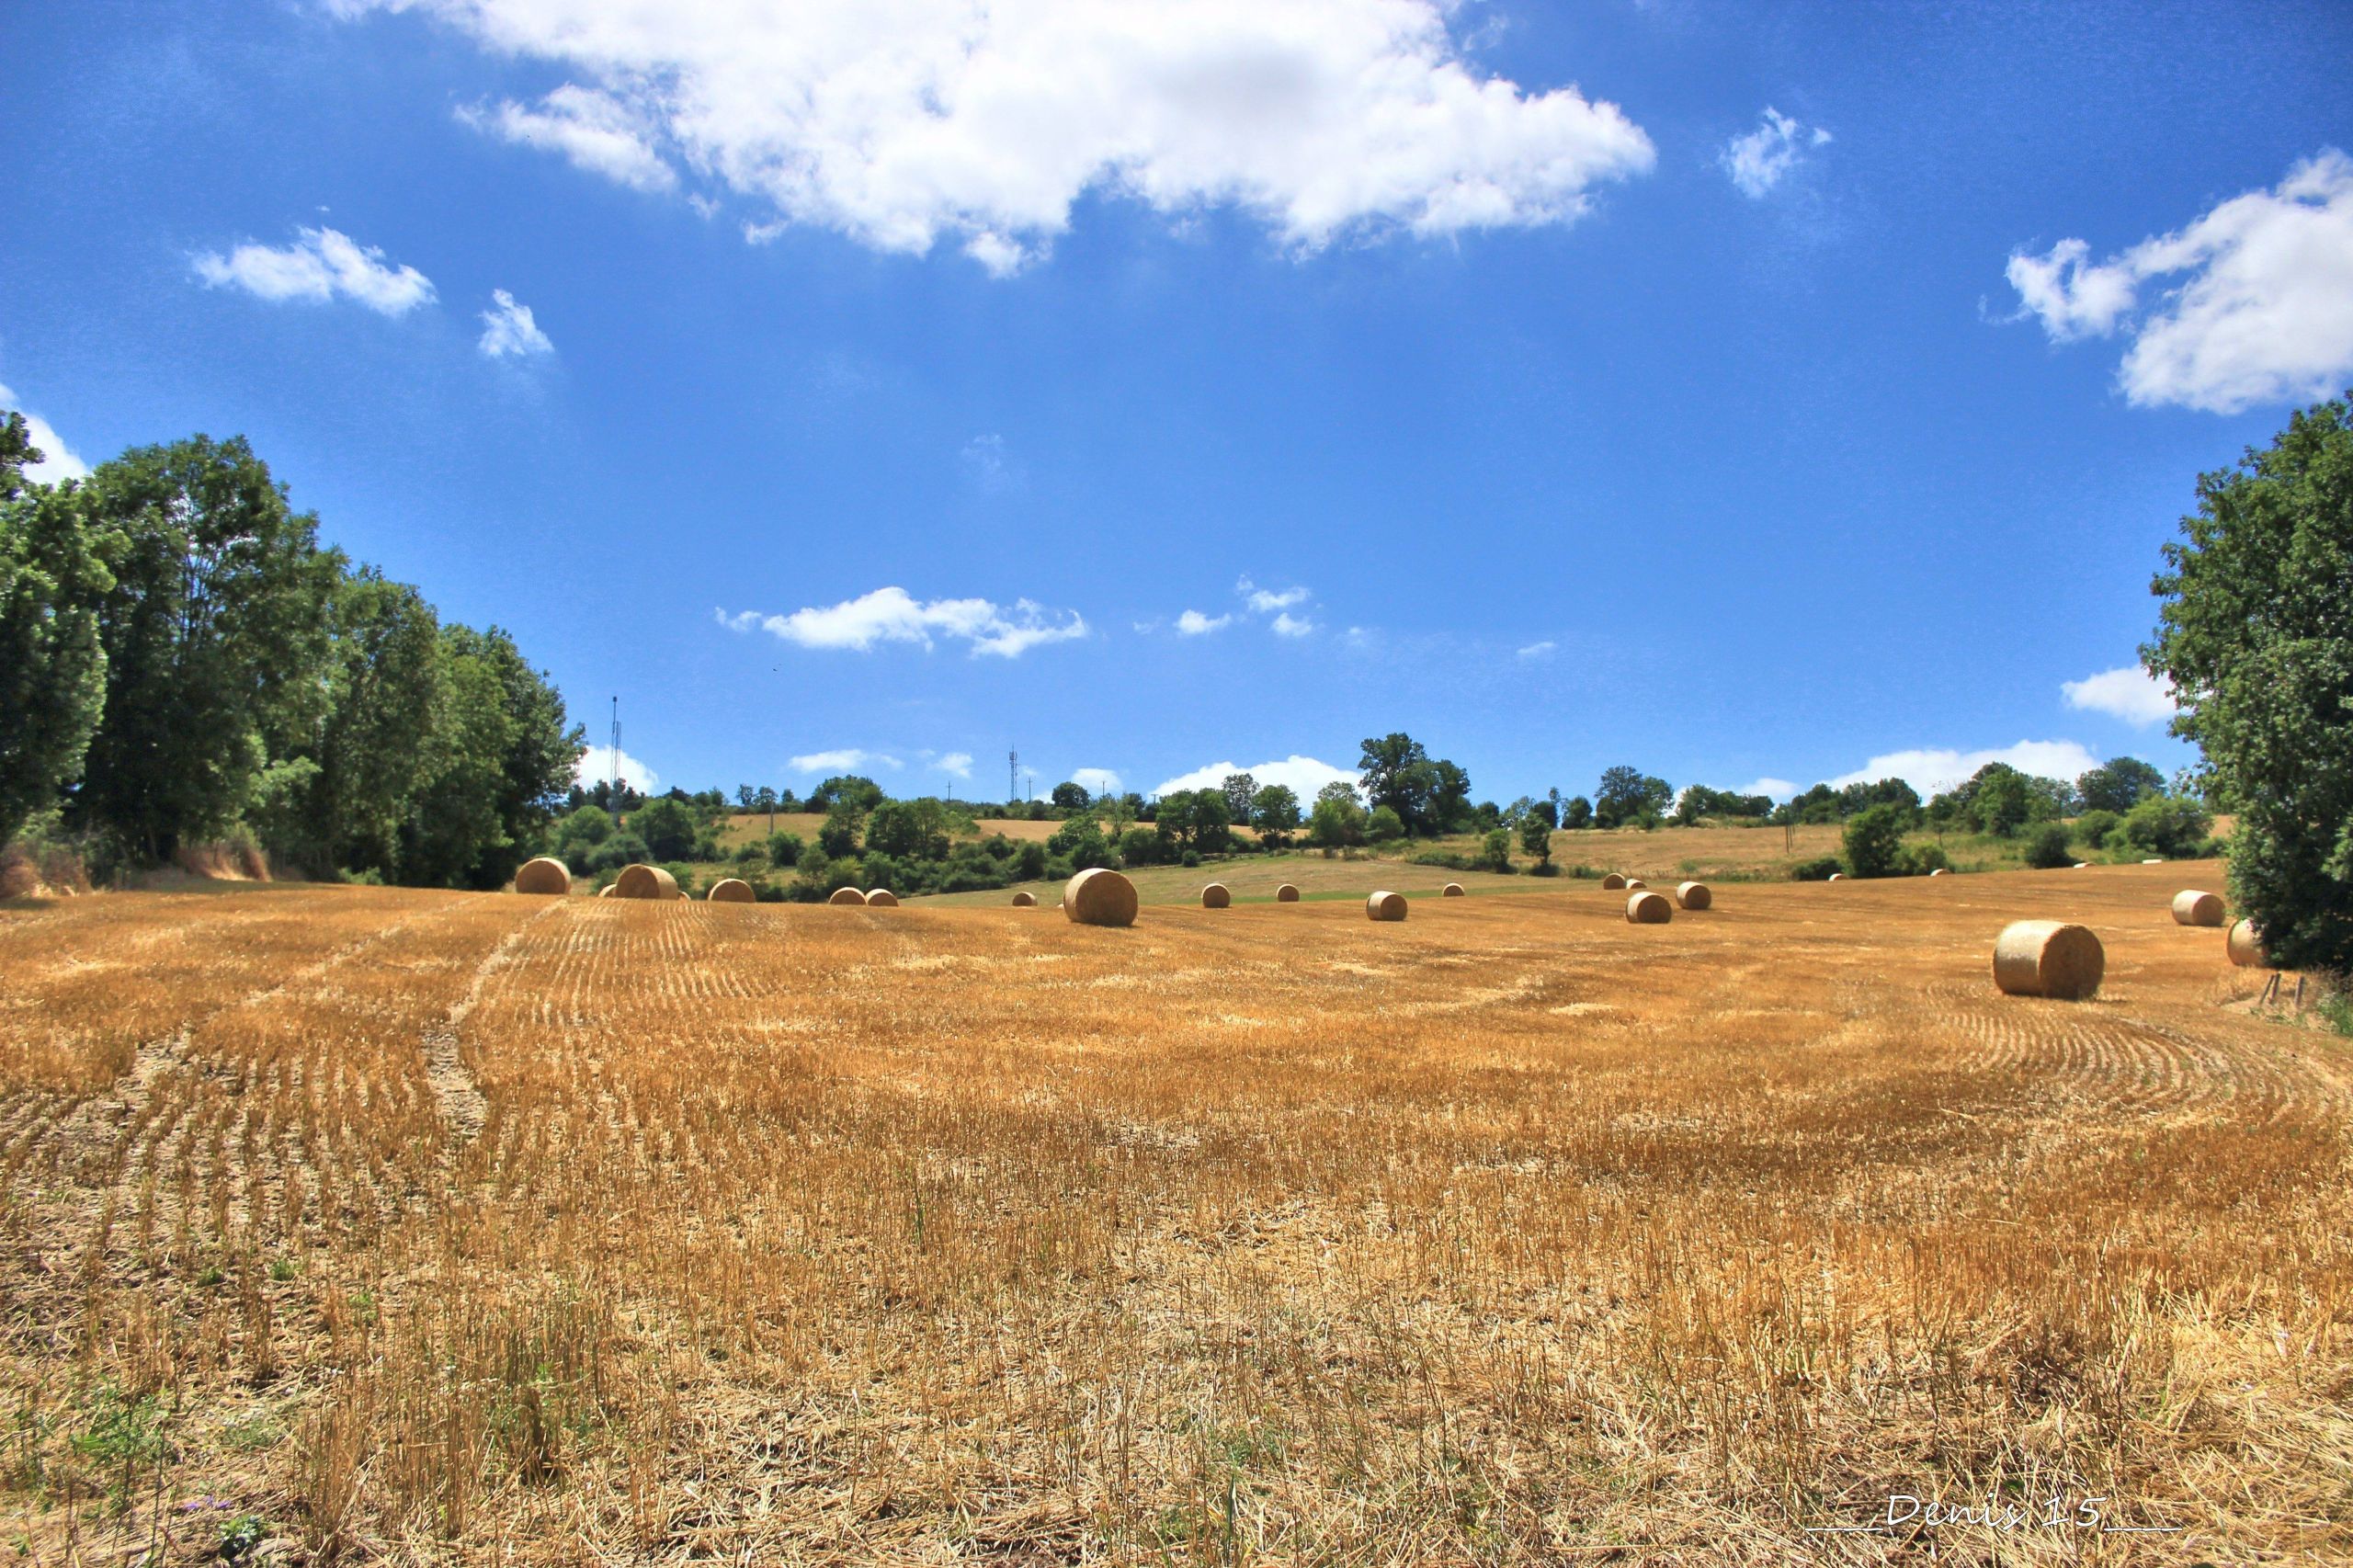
[1011,891,1037,907]
[827,886,868,906]
[2226,918,2268,969]
[1826,872,1843,881]
[597,883,614,898]
[1366,891,1408,923]
[514,856,571,895]
[1674,881,1711,911]
[1600,872,1627,891]
[1200,883,1231,909]
[1993,920,2104,1000]
[1623,878,1646,891]
[1441,882,1465,898]
[2141,858,2164,865]
[2171,889,2225,927]
[612,863,679,901]
[1064,868,1138,928]
[706,878,755,903]
[1928,868,1949,877]
[1626,891,1672,924]
[865,889,899,907]
[1275,883,1301,903]
[2075,862,2090,869]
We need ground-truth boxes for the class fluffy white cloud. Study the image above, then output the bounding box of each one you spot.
[460,84,677,191]
[477,290,554,358]
[1515,640,1556,660]
[716,587,1086,658]
[2006,150,2353,413]
[1824,740,2099,799]
[331,0,1654,267]
[1239,576,1310,613]
[1735,777,1797,801]
[1151,754,1355,801]
[2062,665,2176,726]
[1721,107,1830,199]
[1176,609,1233,635]
[1071,767,1122,796]
[575,744,658,791]
[191,226,436,314]
[1269,612,1315,637]
[933,751,974,779]
[790,747,902,773]
[0,382,88,483]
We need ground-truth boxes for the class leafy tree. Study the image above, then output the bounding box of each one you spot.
[866,797,953,861]
[1365,804,1404,843]
[1964,764,2033,837]
[1842,803,1911,878]
[1051,779,1091,811]
[1517,812,1552,869]
[805,774,884,813]
[1046,812,1111,869]
[1480,827,1512,872]
[735,784,755,811]
[621,786,694,861]
[817,798,864,858]
[1306,780,1367,848]
[1118,826,1161,867]
[766,832,802,869]
[2112,795,2214,860]
[290,571,445,874]
[402,624,581,888]
[1562,795,1593,830]
[0,414,116,845]
[1428,761,1472,834]
[1594,767,1672,830]
[1251,783,1301,847]
[1358,733,1433,830]
[2074,809,2121,850]
[1014,840,1048,881]
[1221,772,1258,826]
[2076,756,2167,814]
[2024,823,2075,869]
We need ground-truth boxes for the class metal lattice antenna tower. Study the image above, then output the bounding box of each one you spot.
[1008,748,1018,803]
[609,697,620,802]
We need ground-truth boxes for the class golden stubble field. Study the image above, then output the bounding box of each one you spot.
[1,864,2347,1565]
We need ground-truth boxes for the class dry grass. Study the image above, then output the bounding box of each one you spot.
[2,865,2347,1564]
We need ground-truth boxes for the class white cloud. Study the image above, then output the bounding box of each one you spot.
[717,585,1087,658]
[2062,665,2176,726]
[460,84,677,192]
[1824,740,2100,799]
[477,290,554,358]
[1176,609,1233,635]
[1735,777,1797,801]
[1515,640,1556,659]
[790,748,902,773]
[1269,611,1315,637]
[1151,754,1356,801]
[933,751,974,779]
[1721,107,1829,199]
[0,383,89,483]
[191,226,436,314]
[330,0,1654,267]
[2006,150,2353,413]
[575,744,659,792]
[1239,576,1310,613]
[1071,767,1122,797]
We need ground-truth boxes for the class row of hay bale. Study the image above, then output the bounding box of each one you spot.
[1993,887,2275,1003]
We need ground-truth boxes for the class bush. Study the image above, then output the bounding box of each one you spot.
[2115,795,2214,859]
[2073,810,2120,850]
[1790,855,1842,881]
[1903,842,1951,876]
[1480,827,1512,872]
[1841,804,1911,878]
[2023,824,2074,869]
[765,831,803,869]
[1015,841,1048,881]
[1366,805,1404,844]
[1180,848,1202,868]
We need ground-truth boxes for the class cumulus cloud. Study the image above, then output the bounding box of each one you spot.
[790,747,902,773]
[2006,150,2353,413]
[477,290,554,358]
[1515,640,1556,660]
[575,744,659,792]
[1151,754,1356,801]
[460,84,677,191]
[1824,740,2099,799]
[1176,609,1233,635]
[0,382,89,483]
[1721,107,1830,199]
[933,751,974,779]
[191,226,436,314]
[716,587,1087,658]
[2062,665,2176,726]
[1071,767,1122,796]
[1239,576,1310,613]
[329,0,1654,267]
[1270,611,1315,638]
[1735,777,1797,801]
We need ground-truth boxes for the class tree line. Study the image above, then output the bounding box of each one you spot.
[1,410,581,888]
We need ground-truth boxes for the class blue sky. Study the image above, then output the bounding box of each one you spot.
[6,0,2349,808]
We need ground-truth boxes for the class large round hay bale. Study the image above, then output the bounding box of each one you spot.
[514,856,571,895]
[612,863,679,901]
[1366,891,1408,922]
[1993,920,2104,1000]
[2226,918,2268,969]
[1275,883,1301,903]
[2171,889,2225,926]
[1011,891,1037,907]
[1626,891,1672,924]
[1674,881,1711,910]
[1600,872,1627,891]
[1064,868,1138,928]
[706,877,755,903]
[866,889,899,907]
[827,886,868,906]
[1441,882,1465,898]
[1201,883,1231,909]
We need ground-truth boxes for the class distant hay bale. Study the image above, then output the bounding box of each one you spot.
[1600,872,1627,891]
[2075,862,2090,869]
[1064,868,1138,927]
[1366,891,1408,922]
[2141,858,2164,865]
[1201,883,1231,909]
[706,878,755,903]
[866,889,899,907]
[1928,868,1949,877]
[2171,890,2225,927]
[1826,872,1843,881]
[2227,918,2268,968]
[1626,890,1672,924]
[1441,882,1465,898]
[1624,878,1647,891]
[1674,881,1711,910]
[514,857,571,895]
[1993,920,2104,1000]
[612,863,679,901]
[1276,883,1301,903]
[597,884,614,898]
[1011,891,1037,907]
[827,886,868,906]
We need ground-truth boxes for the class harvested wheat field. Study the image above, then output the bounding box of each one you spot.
[2,863,2347,1564]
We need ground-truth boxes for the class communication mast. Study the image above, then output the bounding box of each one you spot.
[609,696,621,806]
[1008,747,1019,803]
